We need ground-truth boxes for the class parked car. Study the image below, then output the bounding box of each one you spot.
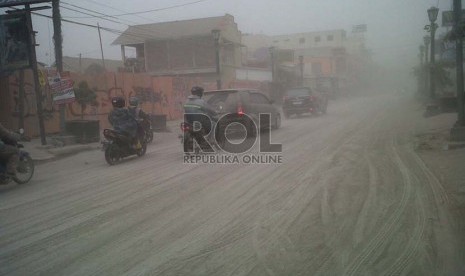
[203,89,281,135]
[282,87,328,118]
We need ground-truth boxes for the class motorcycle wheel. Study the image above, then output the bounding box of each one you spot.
[14,155,34,184]
[146,131,154,143]
[105,144,121,165]
[0,175,12,185]
[136,142,147,157]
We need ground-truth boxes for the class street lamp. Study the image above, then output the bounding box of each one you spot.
[211,29,221,89]
[419,45,425,66]
[299,55,304,86]
[423,35,430,64]
[425,6,439,100]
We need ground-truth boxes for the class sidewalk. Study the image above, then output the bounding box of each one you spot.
[25,137,101,163]
[24,119,182,164]
[414,112,465,241]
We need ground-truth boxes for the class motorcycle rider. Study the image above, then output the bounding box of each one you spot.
[0,123,23,177]
[183,86,218,141]
[128,96,149,121]
[128,96,150,142]
[108,96,141,149]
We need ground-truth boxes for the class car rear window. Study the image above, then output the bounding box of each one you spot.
[285,88,311,97]
[204,91,238,113]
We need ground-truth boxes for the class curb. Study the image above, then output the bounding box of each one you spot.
[33,144,101,165]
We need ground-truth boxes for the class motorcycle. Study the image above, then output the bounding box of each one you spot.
[139,118,153,144]
[102,129,147,165]
[0,137,34,185]
[178,121,224,154]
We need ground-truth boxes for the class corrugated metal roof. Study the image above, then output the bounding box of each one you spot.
[62,56,122,72]
[113,15,232,46]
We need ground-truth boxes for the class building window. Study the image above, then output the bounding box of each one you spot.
[299,38,305,44]
[327,35,334,41]
[314,36,321,43]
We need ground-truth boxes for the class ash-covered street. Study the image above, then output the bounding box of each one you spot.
[1,94,463,275]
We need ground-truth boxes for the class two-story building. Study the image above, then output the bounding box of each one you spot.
[242,30,350,93]
[113,14,242,86]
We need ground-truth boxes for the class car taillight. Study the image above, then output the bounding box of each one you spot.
[309,96,315,101]
[180,123,190,132]
[237,105,245,116]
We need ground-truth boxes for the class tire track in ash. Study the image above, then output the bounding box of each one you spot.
[297,107,389,275]
[343,139,416,276]
[166,100,380,276]
[400,147,463,275]
[247,106,387,276]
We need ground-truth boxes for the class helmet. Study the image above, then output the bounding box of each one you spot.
[111,96,125,108]
[129,96,139,107]
[191,86,204,98]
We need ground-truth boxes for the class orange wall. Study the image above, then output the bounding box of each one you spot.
[1,71,267,137]
[305,57,333,76]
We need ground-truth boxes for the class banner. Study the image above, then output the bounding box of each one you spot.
[48,72,76,105]
[0,13,30,72]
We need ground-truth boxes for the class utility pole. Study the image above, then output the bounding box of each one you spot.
[79,53,82,73]
[269,47,275,82]
[52,0,65,132]
[97,23,106,70]
[212,29,221,89]
[451,0,465,140]
[426,6,439,100]
[423,36,430,96]
[26,4,47,145]
[299,55,304,86]
[18,70,25,129]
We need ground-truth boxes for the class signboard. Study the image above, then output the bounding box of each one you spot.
[0,0,51,8]
[48,73,76,105]
[0,13,30,72]
[352,24,367,33]
[442,10,465,27]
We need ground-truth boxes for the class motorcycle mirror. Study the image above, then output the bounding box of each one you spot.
[19,128,25,135]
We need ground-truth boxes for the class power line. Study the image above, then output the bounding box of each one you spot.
[57,2,214,45]
[23,9,151,41]
[64,0,209,18]
[60,4,128,26]
[61,1,142,26]
[80,0,153,23]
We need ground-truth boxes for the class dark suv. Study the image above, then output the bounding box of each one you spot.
[282,87,328,118]
[203,89,281,134]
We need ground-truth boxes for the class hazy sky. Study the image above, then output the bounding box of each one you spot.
[0,0,455,72]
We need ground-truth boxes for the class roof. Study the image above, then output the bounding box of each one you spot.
[62,56,123,72]
[113,14,234,46]
[204,88,258,93]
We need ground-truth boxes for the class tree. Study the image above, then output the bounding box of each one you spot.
[412,61,453,100]
[85,63,105,75]
[74,81,97,119]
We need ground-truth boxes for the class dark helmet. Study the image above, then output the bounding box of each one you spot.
[129,96,139,107]
[111,96,125,108]
[191,86,204,98]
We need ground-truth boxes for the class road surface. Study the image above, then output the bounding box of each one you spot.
[1,94,464,275]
